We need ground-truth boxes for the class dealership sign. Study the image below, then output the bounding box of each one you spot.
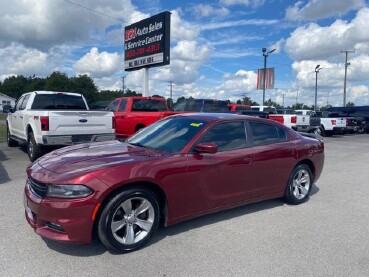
[124,11,171,71]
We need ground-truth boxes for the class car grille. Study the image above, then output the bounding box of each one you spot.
[28,178,47,198]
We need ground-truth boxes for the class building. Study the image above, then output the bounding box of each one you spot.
[0,93,16,112]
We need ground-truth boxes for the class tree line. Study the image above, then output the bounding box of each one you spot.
[0,71,354,110]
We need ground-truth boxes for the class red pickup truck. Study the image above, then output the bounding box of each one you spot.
[106,96,178,138]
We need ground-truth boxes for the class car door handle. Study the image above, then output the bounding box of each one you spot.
[243,157,252,164]
[20,116,23,119]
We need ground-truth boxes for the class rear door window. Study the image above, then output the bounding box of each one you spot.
[250,122,287,146]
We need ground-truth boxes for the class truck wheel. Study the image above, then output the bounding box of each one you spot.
[6,125,18,147]
[27,132,42,162]
[97,187,160,252]
[319,126,326,136]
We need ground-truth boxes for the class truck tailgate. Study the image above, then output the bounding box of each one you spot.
[296,115,310,126]
[48,111,114,135]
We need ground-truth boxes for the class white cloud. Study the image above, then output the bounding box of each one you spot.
[285,0,366,21]
[0,0,147,51]
[73,47,121,78]
[189,4,230,18]
[170,9,200,41]
[0,43,51,79]
[285,8,369,61]
[150,40,210,85]
[219,70,257,92]
[201,18,279,31]
[219,0,265,8]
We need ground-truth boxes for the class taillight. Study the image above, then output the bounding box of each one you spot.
[40,116,49,131]
[331,119,336,125]
[270,115,284,124]
[112,117,116,129]
[291,116,297,123]
[346,118,349,125]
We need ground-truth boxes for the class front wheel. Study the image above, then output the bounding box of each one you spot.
[97,188,160,252]
[284,164,313,205]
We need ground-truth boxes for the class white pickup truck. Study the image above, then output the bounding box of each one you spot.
[6,91,116,161]
[296,110,347,137]
[251,106,317,132]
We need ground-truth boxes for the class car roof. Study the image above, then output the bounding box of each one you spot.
[172,112,273,123]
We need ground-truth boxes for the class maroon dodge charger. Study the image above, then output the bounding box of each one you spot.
[24,113,324,252]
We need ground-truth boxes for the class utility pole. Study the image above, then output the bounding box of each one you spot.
[341,49,355,107]
[282,93,285,108]
[295,86,299,106]
[168,81,173,100]
[262,48,276,105]
[315,65,322,111]
[327,91,330,106]
[121,76,126,95]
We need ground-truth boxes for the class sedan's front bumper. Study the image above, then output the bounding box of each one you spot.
[24,181,97,244]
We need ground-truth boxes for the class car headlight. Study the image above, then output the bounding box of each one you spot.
[46,184,93,199]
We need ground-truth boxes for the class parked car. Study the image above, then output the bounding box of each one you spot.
[24,113,325,252]
[269,108,319,133]
[250,105,277,114]
[2,104,12,113]
[173,99,230,113]
[227,103,251,113]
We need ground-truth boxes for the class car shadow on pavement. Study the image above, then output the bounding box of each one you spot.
[42,184,320,256]
[0,149,11,184]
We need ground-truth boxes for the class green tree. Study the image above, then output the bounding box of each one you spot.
[0,75,29,99]
[242,96,258,106]
[45,72,71,92]
[346,101,355,107]
[70,74,98,104]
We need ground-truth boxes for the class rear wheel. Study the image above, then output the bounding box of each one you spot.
[27,132,42,162]
[284,164,313,205]
[6,125,18,147]
[97,188,160,252]
[318,125,326,136]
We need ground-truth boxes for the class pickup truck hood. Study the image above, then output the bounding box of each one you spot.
[37,140,166,174]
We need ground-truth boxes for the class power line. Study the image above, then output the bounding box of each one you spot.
[62,0,127,23]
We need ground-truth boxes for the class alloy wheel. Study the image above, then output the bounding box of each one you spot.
[292,169,311,200]
[110,197,155,245]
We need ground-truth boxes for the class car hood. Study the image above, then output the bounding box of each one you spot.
[37,140,167,175]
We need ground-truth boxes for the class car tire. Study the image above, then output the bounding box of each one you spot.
[6,125,18,147]
[97,187,160,252]
[319,125,326,136]
[27,131,42,162]
[284,164,313,205]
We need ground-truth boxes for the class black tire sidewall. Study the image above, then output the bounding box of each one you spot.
[285,164,313,205]
[98,188,160,252]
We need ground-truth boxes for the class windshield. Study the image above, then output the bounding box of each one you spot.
[127,117,208,153]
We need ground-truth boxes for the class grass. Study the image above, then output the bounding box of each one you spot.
[0,125,6,143]
[0,114,7,142]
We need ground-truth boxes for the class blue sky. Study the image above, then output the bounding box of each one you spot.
[1,0,369,107]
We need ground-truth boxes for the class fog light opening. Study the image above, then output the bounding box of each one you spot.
[45,222,66,233]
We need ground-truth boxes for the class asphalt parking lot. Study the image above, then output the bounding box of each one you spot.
[1,135,369,277]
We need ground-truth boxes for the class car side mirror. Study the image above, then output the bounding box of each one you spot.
[194,143,218,154]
